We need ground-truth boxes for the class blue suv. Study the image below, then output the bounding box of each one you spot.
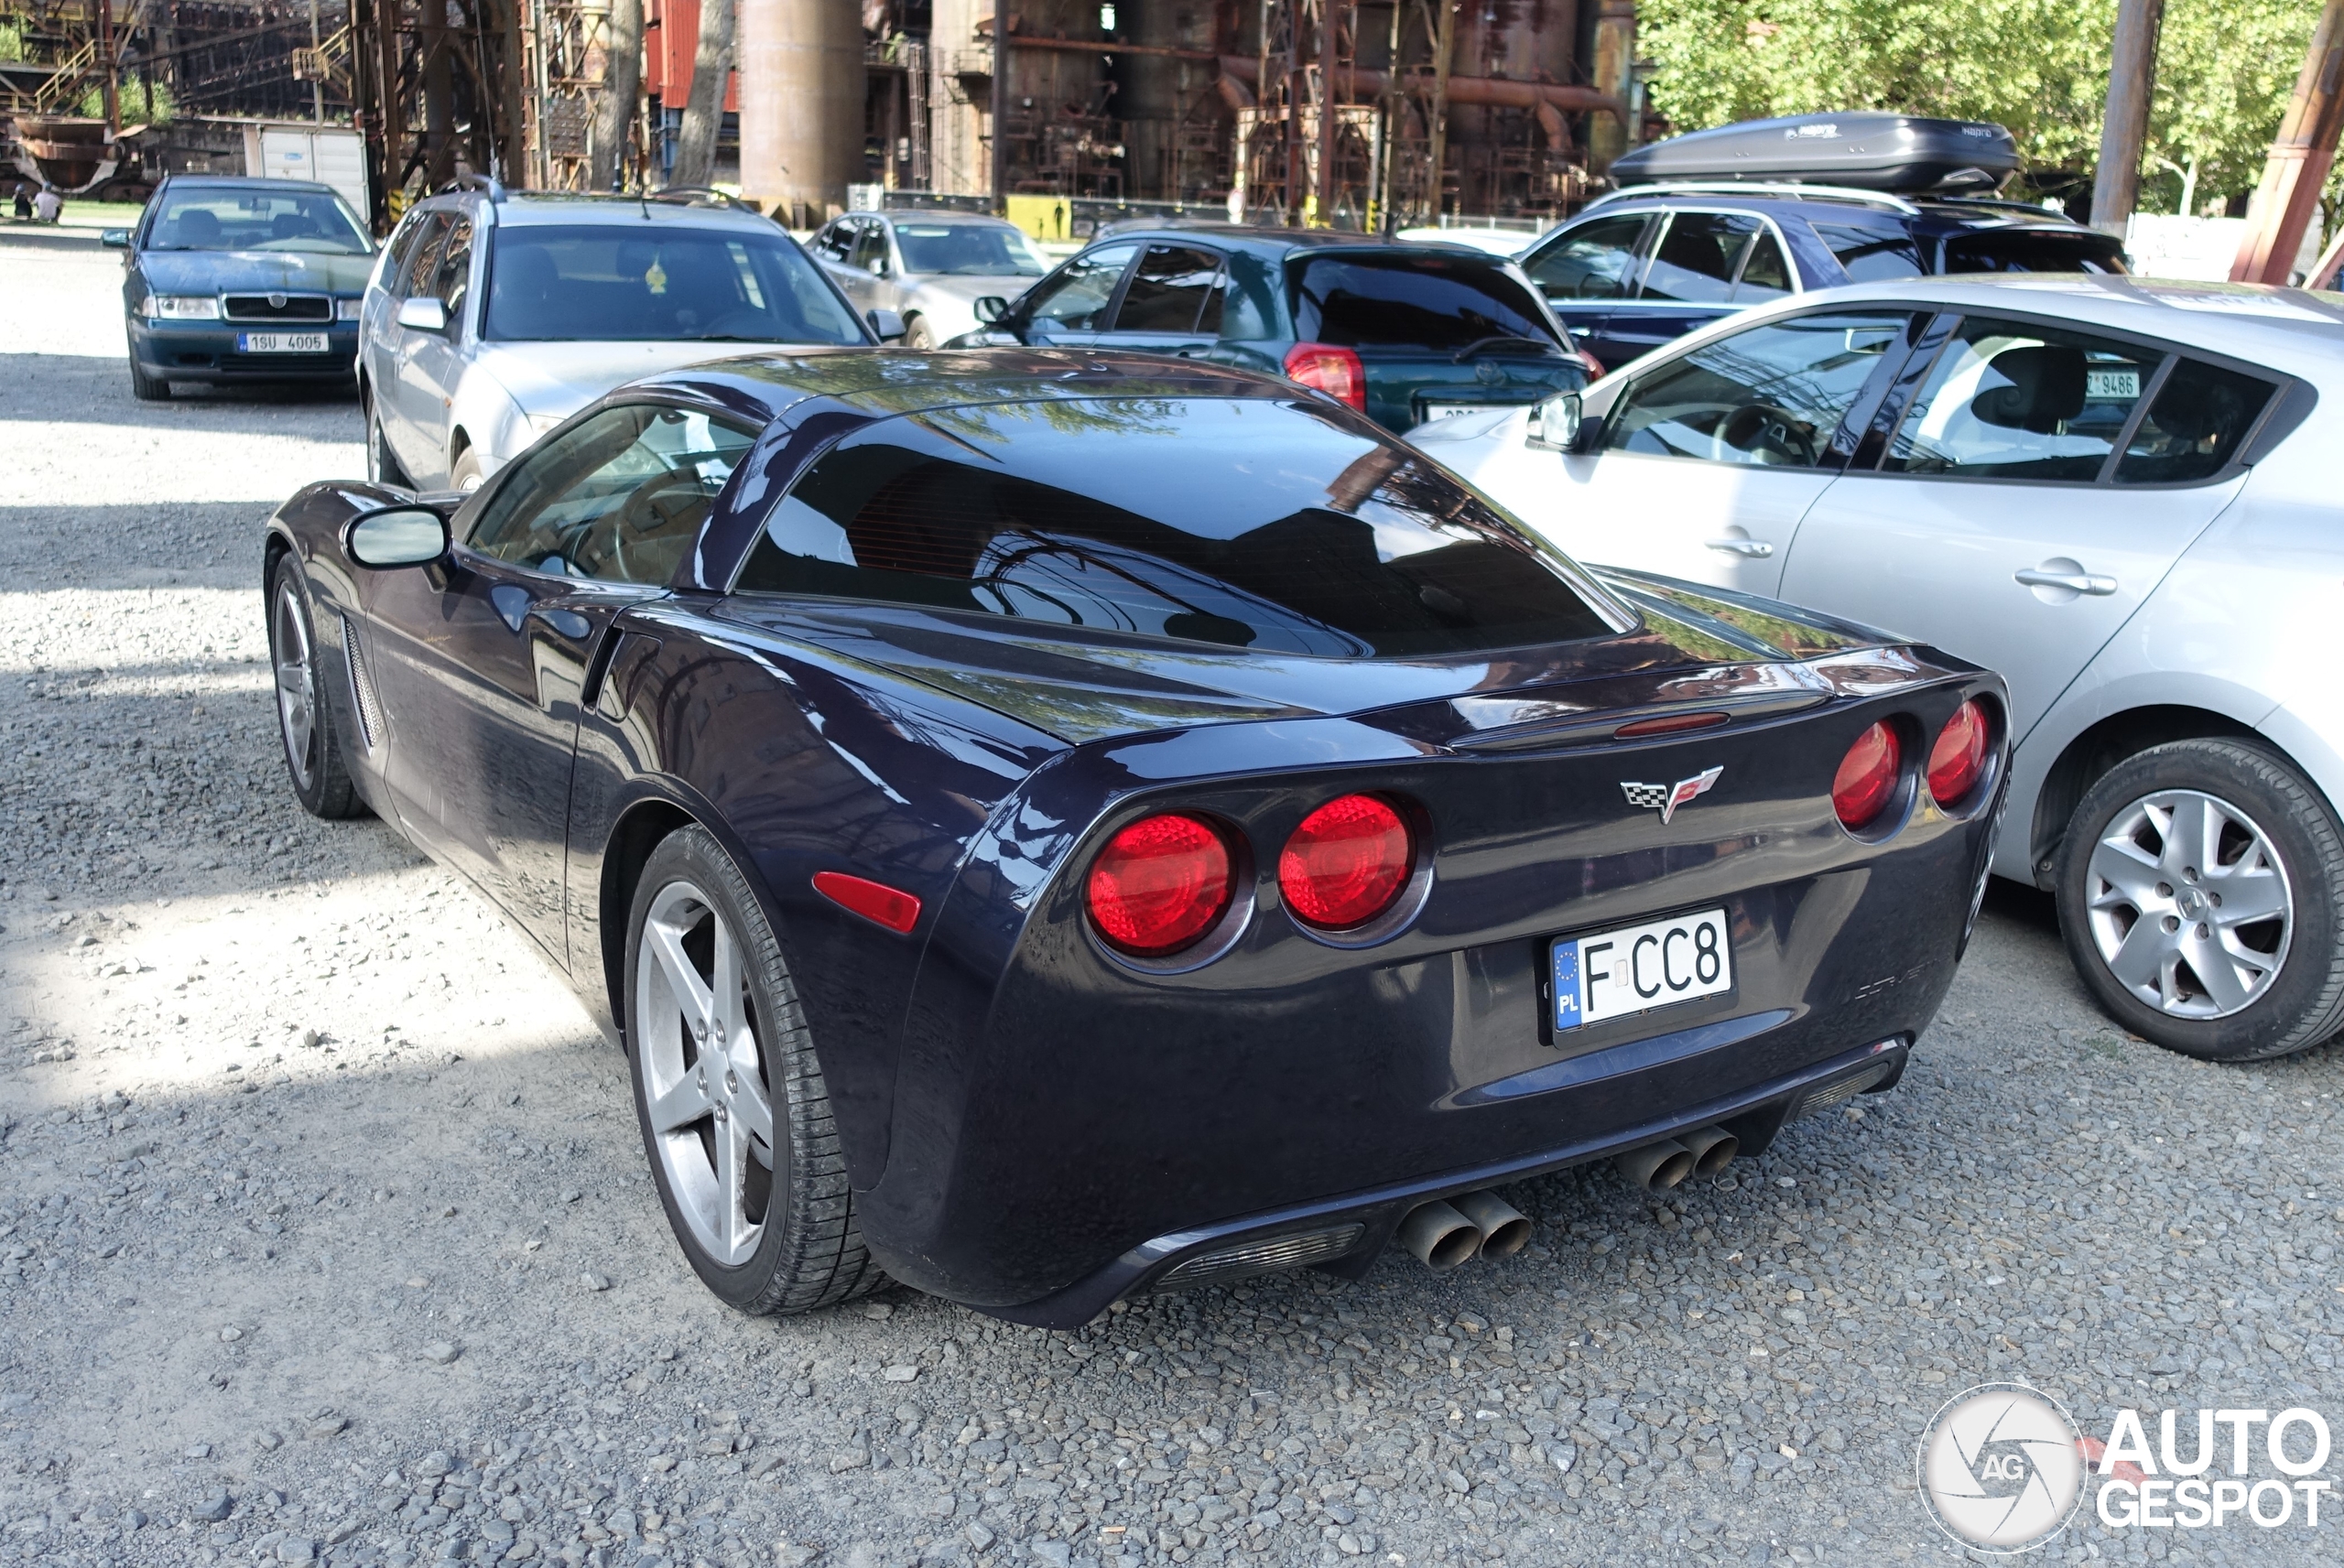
[1518,183,2126,373]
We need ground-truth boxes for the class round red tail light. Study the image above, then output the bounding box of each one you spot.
[1831,721,1903,831]
[1279,794,1414,929]
[1086,813,1236,957]
[1926,699,1990,806]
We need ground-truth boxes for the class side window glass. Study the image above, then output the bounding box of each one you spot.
[1218,250,1279,339]
[1604,311,1911,468]
[1640,212,1758,304]
[1812,222,1926,283]
[1883,318,2162,481]
[382,213,428,288]
[1021,243,1137,330]
[851,222,888,274]
[467,404,758,584]
[431,216,475,320]
[810,222,845,262]
[396,214,450,297]
[1735,228,1793,302]
[1524,214,1648,300]
[1113,245,1223,332]
[2114,359,2277,485]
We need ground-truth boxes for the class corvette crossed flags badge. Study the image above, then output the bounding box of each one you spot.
[1620,765,1724,825]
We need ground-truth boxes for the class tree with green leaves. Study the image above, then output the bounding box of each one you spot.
[1636,0,2325,214]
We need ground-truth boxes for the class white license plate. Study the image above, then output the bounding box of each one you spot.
[1550,907,1732,1032]
[1419,403,1493,425]
[237,332,328,353]
[2085,368,2140,400]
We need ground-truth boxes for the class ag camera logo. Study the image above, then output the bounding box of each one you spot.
[1916,1383,2086,1552]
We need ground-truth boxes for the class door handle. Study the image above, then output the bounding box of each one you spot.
[1704,537,1775,558]
[2014,568,2116,595]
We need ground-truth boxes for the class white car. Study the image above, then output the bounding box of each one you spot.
[807,210,1049,349]
[358,184,877,491]
[1417,274,2343,1061]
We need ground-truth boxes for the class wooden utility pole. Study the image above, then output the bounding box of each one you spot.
[2089,0,2165,236]
[2231,0,2344,283]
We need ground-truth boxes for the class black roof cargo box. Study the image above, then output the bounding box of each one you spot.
[1612,112,2020,194]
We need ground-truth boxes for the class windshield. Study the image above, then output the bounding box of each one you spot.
[146,188,371,254]
[484,224,866,343]
[736,396,1616,657]
[893,222,1046,276]
[1294,254,1563,353]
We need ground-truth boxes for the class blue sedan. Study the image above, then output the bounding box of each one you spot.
[104,174,375,401]
[262,348,2004,1324]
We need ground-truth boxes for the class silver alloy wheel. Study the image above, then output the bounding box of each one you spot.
[635,880,777,1267]
[272,577,318,791]
[2083,788,2294,1019]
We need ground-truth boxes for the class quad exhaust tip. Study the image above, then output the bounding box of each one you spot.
[1614,1125,1738,1191]
[1397,1189,1536,1271]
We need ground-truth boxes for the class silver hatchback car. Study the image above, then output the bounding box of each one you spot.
[358,184,877,491]
[807,210,1049,350]
[1418,275,2344,1061]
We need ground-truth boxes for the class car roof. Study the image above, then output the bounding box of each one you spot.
[630,345,1294,427]
[158,174,339,195]
[1569,185,2095,236]
[1644,274,2344,384]
[414,189,787,234]
[858,211,1015,226]
[1084,225,1428,255]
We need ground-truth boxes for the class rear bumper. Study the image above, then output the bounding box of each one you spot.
[986,1030,1909,1329]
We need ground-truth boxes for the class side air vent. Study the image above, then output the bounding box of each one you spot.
[342,617,383,750]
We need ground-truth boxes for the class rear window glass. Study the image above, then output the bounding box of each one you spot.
[484,224,864,343]
[1945,231,2128,275]
[2114,359,2276,484]
[734,397,1615,657]
[1812,222,1926,283]
[1293,254,1563,353]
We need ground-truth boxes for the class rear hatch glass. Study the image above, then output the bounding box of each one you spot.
[1944,229,2128,275]
[735,395,1622,657]
[1292,253,1566,356]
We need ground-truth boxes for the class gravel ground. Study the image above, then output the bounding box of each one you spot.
[3,227,2340,1568]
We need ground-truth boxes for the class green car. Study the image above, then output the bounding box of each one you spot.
[949,225,1589,435]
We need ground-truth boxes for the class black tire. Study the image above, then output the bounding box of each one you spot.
[450,447,486,492]
[266,558,365,820]
[2055,737,2344,1061]
[364,389,410,488]
[902,314,936,350]
[624,825,882,1314]
[129,355,170,402]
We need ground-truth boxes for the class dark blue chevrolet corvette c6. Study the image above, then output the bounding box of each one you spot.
[262,347,2006,1327]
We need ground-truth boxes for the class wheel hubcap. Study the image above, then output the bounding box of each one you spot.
[635,881,777,1266]
[272,580,318,790]
[2084,788,2293,1020]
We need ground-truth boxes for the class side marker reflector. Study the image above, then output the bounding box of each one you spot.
[813,871,921,934]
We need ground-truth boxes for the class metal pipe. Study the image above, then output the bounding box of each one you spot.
[1675,1125,1738,1179]
[1613,1139,1694,1191]
[1315,0,1339,225]
[1395,1200,1481,1271]
[1449,1190,1533,1259]
[1214,52,1622,117]
[989,3,1010,209]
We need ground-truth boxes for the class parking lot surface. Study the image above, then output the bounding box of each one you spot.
[2,226,2340,1568]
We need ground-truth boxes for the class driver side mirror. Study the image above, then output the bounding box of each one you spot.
[396,296,449,332]
[972,296,1008,325]
[101,229,130,249]
[1525,392,1592,455]
[345,505,450,568]
[866,256,890,277]
[866,308,906,343]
